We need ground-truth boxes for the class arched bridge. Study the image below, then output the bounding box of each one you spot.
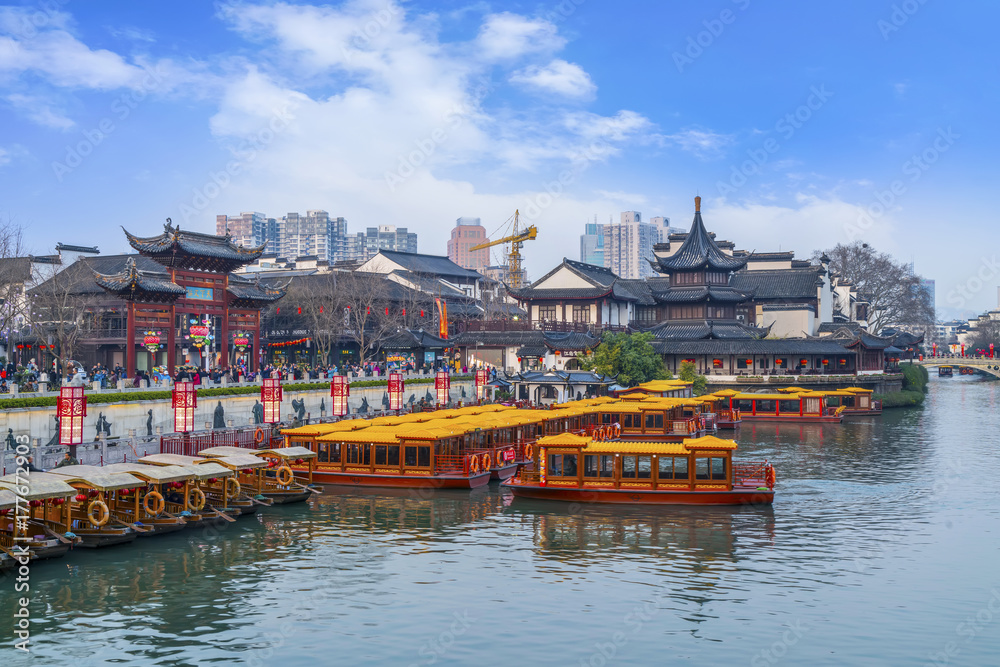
[913,358,1000,379]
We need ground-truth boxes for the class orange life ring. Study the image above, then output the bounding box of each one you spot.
[254,427,265,444]
[470,455,480,474]
[88,499,110,527]
[524,443,532,459]
[188,487,206,511]
[612,423,621,438]
[482,453,492,470]
[142,490,165,516]
[276,466,294,486]
[765,467,776,489]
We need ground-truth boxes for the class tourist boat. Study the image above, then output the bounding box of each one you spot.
[138,454,241,526]
[198,445,320,504]
[591,396,711,440]
[0,474,80,561]
[44,466,145,548]
[959,366,975,375]
[712,392,844,423]
[831,388,882,416]
[102,463,191,536]
[186,449,274,515]
[612,380,694,399]
[707,389,742,428]
[504,433,774,505]
[938,365,953,377]
[0,488,23,570]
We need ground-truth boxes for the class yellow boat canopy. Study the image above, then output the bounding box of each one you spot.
[537,433,592,447]
[581,441,690,455]
[683,435,739,451]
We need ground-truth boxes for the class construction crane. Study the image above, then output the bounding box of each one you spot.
[469,210,537,289]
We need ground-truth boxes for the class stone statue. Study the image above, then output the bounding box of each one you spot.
[408,394,415,405]
[146,410,153,436]
[47,415,60,446]
[95,413,112,438]
[4,428,15,450]
[291,398,306,422]
[358,397,370,414]
[213,401,225,429]
[382,391,390,409]
[320,398,326,413]
[425,389,433,402]
[252,400,264,424]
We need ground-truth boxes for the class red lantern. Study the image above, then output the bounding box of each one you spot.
[295,458,304,465]
[435,371,450,404]
[262,378,282,423]
[173,381,197,433]
[75,494,86,502]
[388,372,404,411]
[88,490,99,498]
[58,386,86,445]
[268,460,277,468]
[330,375,350,417]
[143,331,161,353]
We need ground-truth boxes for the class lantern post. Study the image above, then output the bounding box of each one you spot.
[388,372,404,413]
[330,375,350,417]
[474,369,488,403]
[435,370,450,406]
[172,381,196,434]
[262,378,283,425]
[57,386,86,456]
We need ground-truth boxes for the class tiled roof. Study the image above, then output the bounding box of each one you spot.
[92,257,186,302]
[730,269,823,300]
[508,285,613,300]
[652,286,751,304]
[611,279,656,305]
[562,258,617,286]
[648,320,768,341]
[371,249,482,280]
[651,338,853,355]
[517,344,548,357]
[653,201,748,272]
[124,222,265,271]
[451,331,546,347]
[226,275,288,305]
[544,332,601,351]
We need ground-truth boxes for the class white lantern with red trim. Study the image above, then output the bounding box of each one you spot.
[388,372,404,411]
[435,371,450,405]
[58,386,86,445]
[474,369,488,400]
[262,378,282,423]
[330,375,350,417]
[172,381,197,433]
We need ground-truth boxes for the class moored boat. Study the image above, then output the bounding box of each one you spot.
[102,463,191,536]
[938,365,953,377]
[504,433,774,506]
[198,445,320,505]
[138,454,242,525]
[0,475,80,561]
[44,466,144,548]
[718,392,844,423]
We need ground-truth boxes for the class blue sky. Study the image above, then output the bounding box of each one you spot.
[1,0,997,317]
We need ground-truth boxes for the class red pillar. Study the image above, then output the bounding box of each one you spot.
[167,304,176,374]
[126,301,136,380]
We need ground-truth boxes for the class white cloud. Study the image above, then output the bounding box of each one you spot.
[107,25,156,43]
[0,147,9,166]
[475,12,565,62]
[510,59,595,97]
[661,127,734,159]
[5,93,74,130]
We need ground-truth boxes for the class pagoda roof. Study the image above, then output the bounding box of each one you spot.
[651,286,752,304]
[653,198,748,273]
[124,221,266,273]
[227,274,288,309]
[647,320,770,341]
[93,257,186,303]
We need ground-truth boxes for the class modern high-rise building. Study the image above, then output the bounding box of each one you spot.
[602,211,661,279]
[277,210,348,262]
[342,225,419,263]
[579,217,604,266]
[216,212,278,250]
[448,217,490,270]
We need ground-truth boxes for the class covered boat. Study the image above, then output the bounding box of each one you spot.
[45,466,145,548]
[0,474,80,560]
[138,454,241,525]
[102,463,192,535]
[198,445,319,504]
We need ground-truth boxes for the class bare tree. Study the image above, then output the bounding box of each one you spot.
[0,219,30,352]
[817,242,935,334]
[27,262,100,369]
[341,271,399,366]
[966,319,1000,355]
[292,272,348,365]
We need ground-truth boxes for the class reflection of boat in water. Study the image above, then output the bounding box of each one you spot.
[505,501,774,563]
[307,487,501,533]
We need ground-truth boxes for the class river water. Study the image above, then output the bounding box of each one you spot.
[3,375,999,666]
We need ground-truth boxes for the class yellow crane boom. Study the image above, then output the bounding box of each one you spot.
[470,209,537,289]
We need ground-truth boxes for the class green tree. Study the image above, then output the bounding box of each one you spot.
[678,361,708,395]
[579,332,669,387]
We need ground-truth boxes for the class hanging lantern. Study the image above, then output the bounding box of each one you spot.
[435,371,450,404]
[187,317,212,348]
[330,375,350,417]
[388,372,404,411]
[800,359,809,366]
[233,332,250,352]
[58,386,86,445]
[822,359,829,365]
[262,377,282,423]
[474,369,488,400]
[173,381,197,433]
[143,330,162,353]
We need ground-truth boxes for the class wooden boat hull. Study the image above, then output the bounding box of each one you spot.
[27,542,71,561]
[841,410,882,417]
[311,469,491,490]
[490,464,518,481]
[739,415,842,423]
[505,482,773,506]
[716,420,741,429]
[73,528,137,549]
[134,518,187,537]
[262,490,313,504]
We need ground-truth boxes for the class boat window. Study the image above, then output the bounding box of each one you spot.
[387,446,399,466]
[622,456,637,478]
[622,414,633,429]
[417,446,430,467]
[711,457,727,481]
[826,396,841,407]
[548,454,563,477]
[637,456,651,479]
[695,458,710,480]
[563,453,578,477]
[658,456,672,479]
[548,453,578,477]
[319,443,336,463]
[673,457,688,480]
[644,413,664,429]
[374,445,387,465]
[601,413,611,424]
[843,396,855,407]
[736,399,753,412]
[778,400,800,413]
[755,400,776,413]
[599,455,614,478]
[404,446,418,467]
[584,454,599,477]
[346,444,363,465]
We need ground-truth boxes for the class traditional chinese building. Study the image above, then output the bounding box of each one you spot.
[93,222,285,376]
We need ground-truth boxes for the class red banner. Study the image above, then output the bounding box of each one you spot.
[435,298,448,340]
